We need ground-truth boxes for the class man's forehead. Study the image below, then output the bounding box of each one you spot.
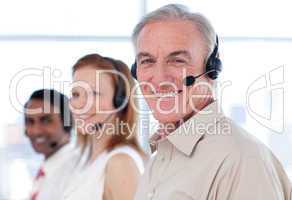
[25,112,52,119]
[136,20,204,44]
[137,50,192,60]
[138,20,198,39]
[25,99,59,115]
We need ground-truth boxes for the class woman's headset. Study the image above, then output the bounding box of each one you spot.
[102,57,128,111]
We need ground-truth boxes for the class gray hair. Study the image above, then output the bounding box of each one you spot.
[132,4,217,62]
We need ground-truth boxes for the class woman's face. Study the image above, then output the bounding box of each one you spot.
[70,66,116,135]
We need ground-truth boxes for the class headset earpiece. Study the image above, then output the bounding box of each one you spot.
[206,57,222,79]
[131,62,137,80]
[103,57,128,111]
[205,35,222,80]
[113,88,126,109]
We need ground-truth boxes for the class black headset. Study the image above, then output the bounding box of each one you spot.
[102,57,128,111]
[205,35,222,80]
[131,35,222,81]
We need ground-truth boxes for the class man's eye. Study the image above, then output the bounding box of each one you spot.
[176,59,186,63]
[140,59,155,65]
[41,116,52,124]
[25,118,33,125]
[172,58,186,64]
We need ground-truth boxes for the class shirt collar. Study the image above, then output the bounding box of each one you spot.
[43,142,73,174]
[149,101,224,156]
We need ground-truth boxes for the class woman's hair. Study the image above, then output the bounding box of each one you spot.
[72,53,145,160]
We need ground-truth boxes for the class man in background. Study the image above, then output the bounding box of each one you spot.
[24,89,76,200]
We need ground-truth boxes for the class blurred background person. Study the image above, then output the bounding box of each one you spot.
[1,1,292,198]
[67,54,147,200]
[24,89,77,200]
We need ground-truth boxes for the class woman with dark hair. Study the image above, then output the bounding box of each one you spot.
[64,54,147,200]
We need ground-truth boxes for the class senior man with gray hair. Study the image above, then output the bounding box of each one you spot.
[131,4,291,200]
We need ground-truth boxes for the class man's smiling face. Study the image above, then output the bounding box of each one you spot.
[136,20,212,123]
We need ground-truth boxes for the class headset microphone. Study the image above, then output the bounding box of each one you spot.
[183,70,216,87]
[183,76,196,87]
[49,141,58,149]
[94,123,103,130]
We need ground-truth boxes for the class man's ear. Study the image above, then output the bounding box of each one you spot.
[24,130,28,137]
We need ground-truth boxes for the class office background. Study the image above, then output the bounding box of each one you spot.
[0,0,292,199]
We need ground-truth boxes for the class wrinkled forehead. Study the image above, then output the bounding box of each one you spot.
[136,20,206,57]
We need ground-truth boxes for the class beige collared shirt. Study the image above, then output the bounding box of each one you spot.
[135,102,292,200]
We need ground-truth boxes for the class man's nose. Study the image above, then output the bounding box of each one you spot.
[26,124,42,137]
[152,62,169,85]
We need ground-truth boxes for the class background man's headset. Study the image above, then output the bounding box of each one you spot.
[131,35,222,86]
